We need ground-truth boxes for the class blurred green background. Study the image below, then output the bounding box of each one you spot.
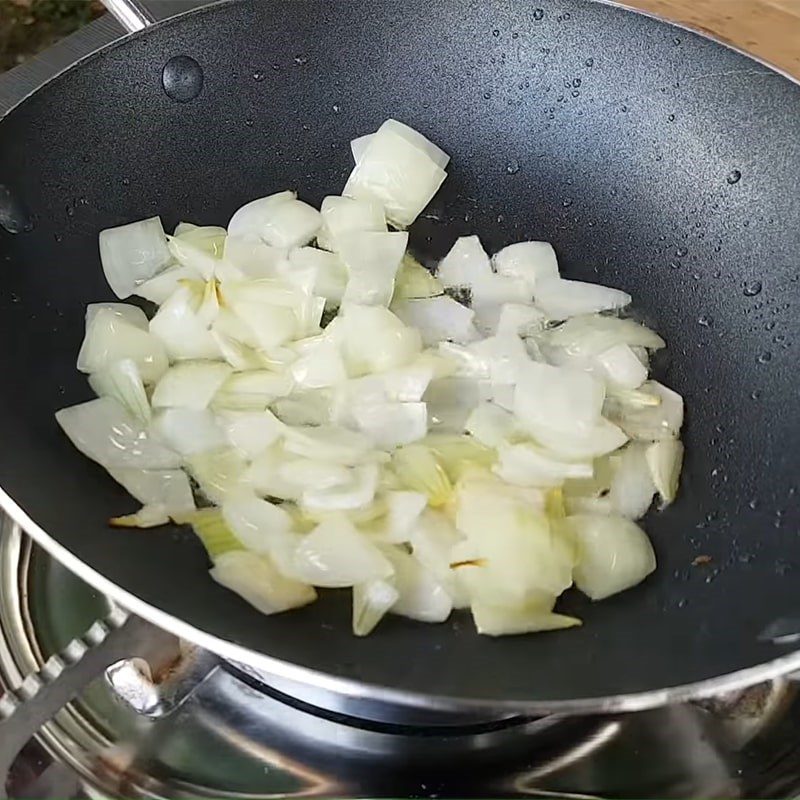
[0,0,103,72]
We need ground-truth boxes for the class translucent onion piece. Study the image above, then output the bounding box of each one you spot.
[219,409,285,458]
[245,445,304,501]
[88,358,151,423]
[423,376,482,432]
[55,397,181,470]
[534,278,632,320]
[106,467,195,516]
[317,195,386,251]
[384,546,453,623]
[292,516,393,587]
[99,216,171,299]
[352,579,399,636]
[226,301,298,351]
[78,308,168,384]
[436,236,492,288]
[513,361,605,437]
[167,235,218,281]
[494,442,593,487]
[339,231,408,307]
[109,504,171,528]
[227,191,296,238]
[149,286,221,361]
[492,241,559,289]
[568,514,656,600]
[350,402,428,448]
[85,302,149,330]
[494,303,546,337]
[176,224,227,257]
[210,550,317,615]
[301,463,380,512]
[392,444,452,507]
[343,121,447,227]
[212,371,294,411]
[409,510,469,607]
[210,329,271,371]
[465,401,516,447]
[472,600,580,636]
[340,305,422,375]
[547,315,665,359]
[151,361,232,410]
[610,380,684,440]
[533,418,629,461]
[392,253,444,301]
[608,443,656,520]
[221,496,294,555]
[272,392,332,427]
[185,447,249,505]
[392,296,479,346]
[188,508,242,557]
[350,133,372,164]
[288,247,348,305]
[223,235,287,278]
[371,490,428,543]
[151,408,228,455]
[280,458,352,491]
[381,119,450,169]
[289,339,347,389]
[284,425,377,466]
[420,433,496,481]
[594,343,647,390]
[260,198,321,249]
[467,333,529,385]
[646,439,684,507]
[470,274,531,317]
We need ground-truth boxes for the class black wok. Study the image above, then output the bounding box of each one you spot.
[1,0,799,714]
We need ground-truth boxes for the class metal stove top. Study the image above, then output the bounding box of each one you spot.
[4,5,800,797]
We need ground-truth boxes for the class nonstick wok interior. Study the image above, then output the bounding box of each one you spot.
[1,0,800,709]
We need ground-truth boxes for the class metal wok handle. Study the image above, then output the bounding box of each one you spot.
[100,0,157,33]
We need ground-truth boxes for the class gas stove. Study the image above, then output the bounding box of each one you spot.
[2,513,800,799]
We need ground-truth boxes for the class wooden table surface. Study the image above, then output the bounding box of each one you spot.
[624,0,800,79]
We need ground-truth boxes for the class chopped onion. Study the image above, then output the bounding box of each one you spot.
[107,467,195,517]
[339,231,408,307]
[212,370,294,411]
[78,308,168,384]
[494,303,546,337]
[492,241,559,289]
[109,504,171,528]
[223,235,287,278]
[547,315,665,358]
[99,216,171,299]
[152,361,232,410]
[646,439,684,507]
[272,391,332,426]
[350,402,428,448]
[284,425,377,466]
[472,600,580,635]
[465,401,516,447]
[167,235,218,281]
[423,376,483,432]
[55,397,181,469]
[352,579,399,636]
[210,550,317,615]
[392,253,443,301]
[420,433,496,481]
[185,447,249,505]
[227,191,296,238]
[384,546,452,623]
[391,444,452,507]
[339,305,422,375]
[88,358,151,423]
[149,286,221,361]
[608,443,656,519]
[301,463,379,512]
[260,198,322,249]
[494,442,593,487]
[221,496,294,555]
[343,120,447,227]
[392,296,478,346]
[436,236,492,288]
[290,338,347,389]
[372,490,428,543]
[409,510,469,607]
[533,418,629,461]
[86,302,148,330]
[381,119,450,169]
[594,343,648,390]
[188,508,242,557]
[288,247,348,305]
[609,380,684,440]
[291,515,393,587]
[317,195,386,251]
[151,408,228,455]
[534,278,632,320]
[568,514,656,600]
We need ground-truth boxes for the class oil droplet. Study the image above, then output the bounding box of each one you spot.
[676,246,688,257]
[727,169,742,185]
[698,314,712,327]
[512,32,519,39]
[162,55,203,102]
[621,104,628,112]
[53,233,62,243]
[294,56,308,65]
[749,498,759,509]
[562,198,573,208]
[673,36,681,45]
[585,57,594,67]
[757,351,772,364]
[668,113,675,122]
[743,280,762,297]
[572,77,582,88]
[121,177,130,186]
[253,70,266,81]
[766,320,776,330]
[332,104,340,112]
[571,90,580,98]
[750,390,761,400]
[65,205,74,217]
[492,29,500,37]
[483,92,491,100]
[505,159,520,175]
[677,598,687,608]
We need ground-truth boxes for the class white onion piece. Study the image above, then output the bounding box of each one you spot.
[133,265,200,305]
[99,216,171,299]
[186,448,249,505]
[646,439,684,507]
[109,504,172,528]
[221,496,294,555]
[467,334,529,385]
[210,550,316,615]
[611,380,683,440]
[384,547,452,623]
[371,491,428,543]
[149,286,221,361]
[492,241,559,289]
[436,236,492,288]
[301,463,379,512]
[55,397,181,469]
[259,198,321,249]
[608,443,656,519]
[513,361,605,437]
[382,119,450,169]
[210,330,270,371]
[284,425,377,466]
[343,122,447,227]
[223,235,286,278]
[471,275,531,317]
[227,301,298,351]
[292,516,393,587]
[152,361,232,410]
[492,302,546,337]
[424,377,482,432]
[213,371,294,411]
[465,401,516,447]
[106,467,195,516]
[151,408,228,455]
[392,296,479,346]
[88,358,150,423]
[288,247,348,305]
[547,315,665,359]
[227,191,296,238]
[272,392,332,427]
[594,343,647,390]
[176,224,227,256]
[167,235,217,281]
[568,514,656,600]
[289,339,347,389]
[245,445,304,501]
[350,402,428,448]
[340,305,422,375]
[472,600,580,635]
[78,308,168,384]
[534,418,629,461]
[339,231,408,307]
[352,579,399,636]
[494,442,593,487]
[219,409,285,458]
[350,133,372,164]
[534,278,632,320]
[393,254,444,301]
[317,195,386,251]
[85,302,148,330]
[279,458,352,491]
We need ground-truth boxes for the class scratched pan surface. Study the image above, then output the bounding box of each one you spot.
[0,0,799,712]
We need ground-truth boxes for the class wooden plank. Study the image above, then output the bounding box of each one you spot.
[625,0,800,79]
